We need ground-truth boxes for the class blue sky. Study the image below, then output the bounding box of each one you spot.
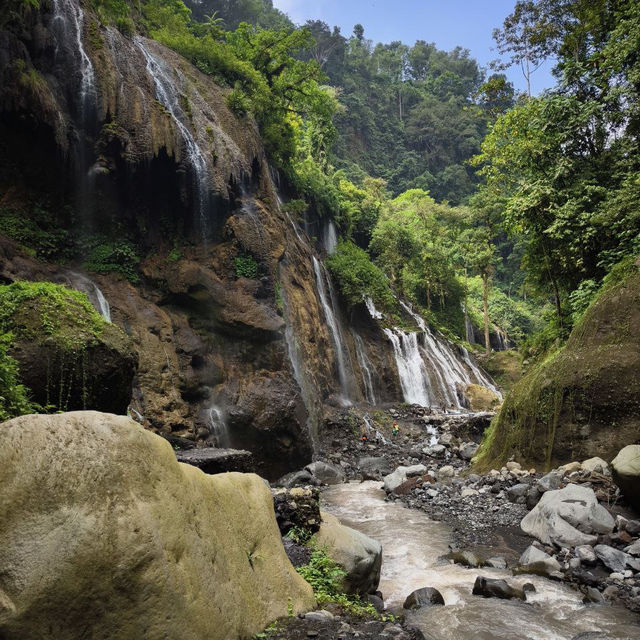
[272,0,555,95]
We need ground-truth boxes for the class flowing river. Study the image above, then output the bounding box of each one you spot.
[322,481,640,640]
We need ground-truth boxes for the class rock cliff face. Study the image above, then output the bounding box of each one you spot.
[0,1,494,477]
[476,258,640,471]
[0,411,315,639]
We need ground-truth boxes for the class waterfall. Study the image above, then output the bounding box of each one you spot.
[323,220,338,254]
[352,331,376,404]
[135,38,211,238]
[207,405,230,448]
[464,308,476,344]
[51,0,97,121]
[65,271,111,322]
[312,256,355,404]
[369,298,500,408]
[383,328,432,406]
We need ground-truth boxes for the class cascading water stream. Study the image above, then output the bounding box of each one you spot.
[322,482,640,640]
[383,328,433,406]
[207,405,230,448]
[135,38,211,238]
[51,0,97,121]
[323,219,338,254]
[65,271,111,322]
[352,331,376,404]
[312,256,356,404]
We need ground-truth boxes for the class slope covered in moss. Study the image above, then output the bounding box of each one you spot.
[475,257,640,471]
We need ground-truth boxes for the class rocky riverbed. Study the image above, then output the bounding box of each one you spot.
[267,404,640,638]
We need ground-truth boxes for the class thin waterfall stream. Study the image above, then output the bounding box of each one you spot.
[322,482,640,640]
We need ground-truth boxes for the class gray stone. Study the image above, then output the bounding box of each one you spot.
[448,550,482,568]
[437,465,455,479]
[582,587,605,604]
[521,484,615,547]
[176,447,253,474]
[305,461,345,485]
[594,544,631,573]
[383,465,427,493]
[485,557,507,569]
[358,457,393,481]
[316,511,382,595]
[516,545,561,577]
[611,445,640,511]
[625,540,640,556]
[276,469,317,488]
[576,545,598,565]
[472,576,524,600]
[582,457,609,475]
[459,442,479,460]
[507,483,530,501]
[537,471,563,493]
[304,610,335,622]
[402,587,445,610]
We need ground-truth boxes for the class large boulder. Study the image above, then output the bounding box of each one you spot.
[475,259,640,470]
[521,484,615,547]
[611,445,640,511]
[315,511,382,595]
[383,464,427,493]
[0,412,314,639]
[305,461,345,485]
[403,587,445,610]
[0,282,136,414]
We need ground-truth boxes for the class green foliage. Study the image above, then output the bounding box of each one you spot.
[296,544,377,617]
[234,255,259,279]
[0,206,74,262]
[90,0,135,33]
[326,240,396,313]
[84,239,140,283]
[0,282,106,352]
[0,333,39,422]
[284,525,312,545]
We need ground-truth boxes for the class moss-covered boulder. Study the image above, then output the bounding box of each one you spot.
[0,282,136,414]
[465,383,501,412]
[0,411,315,639]
[475,258,640,471]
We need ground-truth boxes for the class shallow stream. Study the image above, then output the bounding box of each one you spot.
[322,481,640,640]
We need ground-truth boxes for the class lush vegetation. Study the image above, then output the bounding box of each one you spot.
[0,334,38,422]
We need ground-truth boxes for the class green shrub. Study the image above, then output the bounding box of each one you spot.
[84,239,140,283]
[326,240,396,313]
[235,255,259,279]
[296,544,376,616]
[0,333,39,422]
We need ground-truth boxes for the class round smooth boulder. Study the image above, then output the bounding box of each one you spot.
[0,412,314,640]
[611,445,640,511]
[316,511,382,595]
[403,587,445,610]
[520,484,614,547]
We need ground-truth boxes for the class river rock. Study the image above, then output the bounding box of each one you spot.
[358,457,394,480]
[276,469,318,488]
[521,484,614,547]
[459,442,479,460]
[472,576,524,600]
[402,587,445,610]
[594,544,631,573]
[582,457,609,475]
[448,550,482,568]
[560,462,583,475]
[537,471,563,493]
[0,412,315,639]
[437,465,455,480]
[176,446,253,474]
[507,483,530,502]
[485,557,507,569]
[316,511,382,595]
[516,545,561,577]
[383,465,427,493]
[611,445,640,510]
[625,540,640,556]
[576,545,598,565]
[305,461,345,485]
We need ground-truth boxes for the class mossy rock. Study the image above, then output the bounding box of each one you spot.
[0,282,136,414]
[475,258,640,472]
[465,384,501,412]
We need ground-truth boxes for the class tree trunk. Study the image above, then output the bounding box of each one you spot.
[482,271,490,354]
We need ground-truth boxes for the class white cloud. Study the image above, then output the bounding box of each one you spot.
[272,0,317,23]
